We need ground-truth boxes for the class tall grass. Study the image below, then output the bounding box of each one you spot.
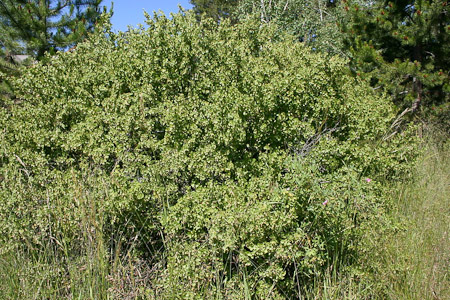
[378,129,449,300]
[0,178,110,299]
[0,176,154,299]
[295,126,449,300]
[1,127,448,299]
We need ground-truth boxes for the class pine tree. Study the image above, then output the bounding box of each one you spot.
[0,0,104,59]
[341,0,450,111]
[0,49,23,105]
[0,0,105,102]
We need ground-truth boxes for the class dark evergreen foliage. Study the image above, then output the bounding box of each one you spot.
[0,0,104,59]
[341,0,450,110]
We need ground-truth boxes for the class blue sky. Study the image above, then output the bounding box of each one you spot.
[103,0,193,32]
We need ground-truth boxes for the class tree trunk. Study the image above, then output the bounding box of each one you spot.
[411,45,423,111]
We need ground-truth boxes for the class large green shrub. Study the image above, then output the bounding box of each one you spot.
[0,12,416,298]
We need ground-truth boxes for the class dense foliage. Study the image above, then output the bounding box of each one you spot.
[0,11,417,298]
[191,0,450,116]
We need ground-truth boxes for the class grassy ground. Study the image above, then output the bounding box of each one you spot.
[1,130,448,299]
[304,128,449,300]
[378,131,449,300]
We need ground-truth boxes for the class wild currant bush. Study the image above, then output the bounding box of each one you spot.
[0,12,417,298]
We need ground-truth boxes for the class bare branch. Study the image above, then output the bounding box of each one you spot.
[294,122,341,157]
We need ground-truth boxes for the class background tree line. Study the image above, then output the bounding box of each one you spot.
[2,0,448,117]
